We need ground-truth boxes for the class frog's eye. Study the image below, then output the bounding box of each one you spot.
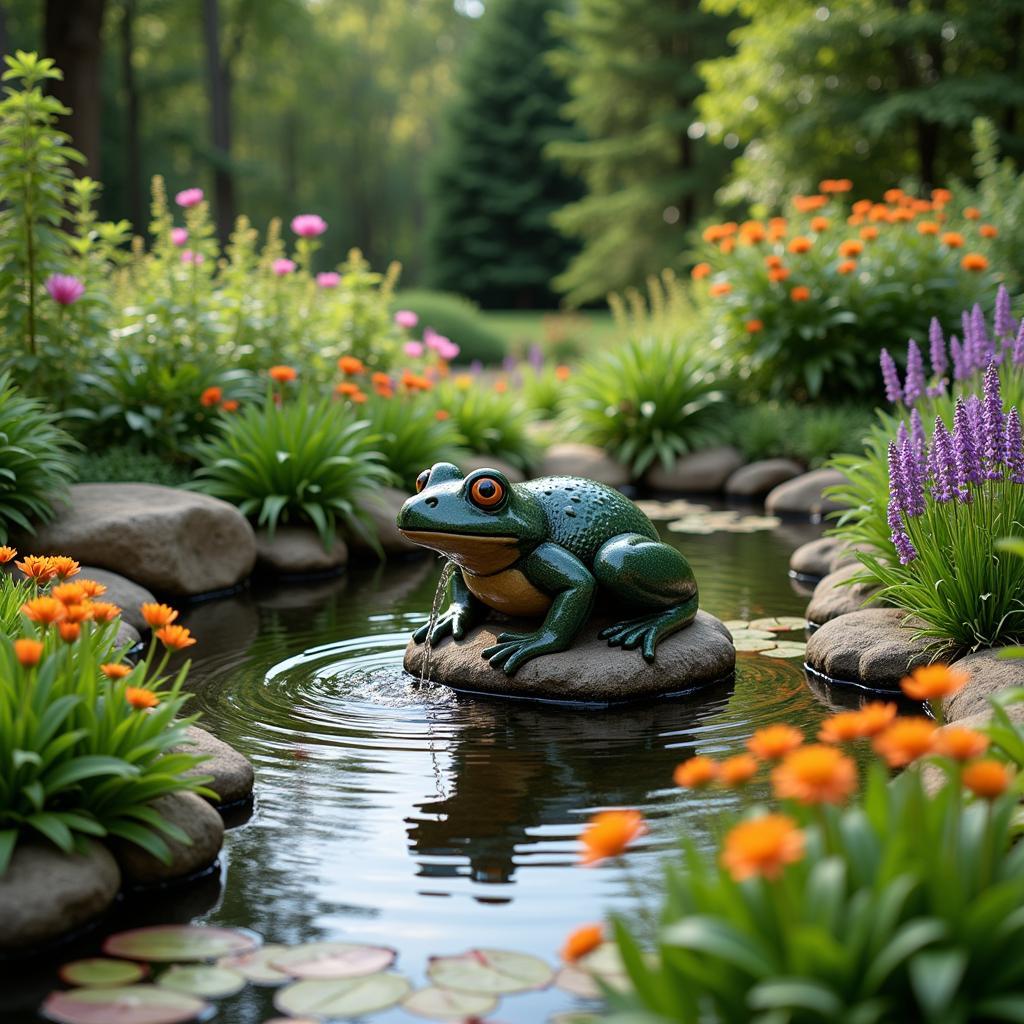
[415,470,430,493]
[469,476,505,509]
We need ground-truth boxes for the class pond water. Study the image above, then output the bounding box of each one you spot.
[5,512,864,1023]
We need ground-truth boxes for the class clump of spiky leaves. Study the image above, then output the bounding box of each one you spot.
[729,402,874,467]
[0,371,76,545]
[431,380,540,474]
[0,572,32,637]
[190,388,391,549]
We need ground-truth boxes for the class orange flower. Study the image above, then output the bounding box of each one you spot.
[860,226,879,241]
[869,204,893,222]
[917,220,939,236]
[579,809,646,865]
[873,718,936,767]
[838,239,863,258]
[931,188,952,205]
[852,199,873,215]
[962,252,990,271]
[434,409,450,421]
[810,216,830,232]
[847,213,865,226]
[560,924,604,963]
[709,281,732,297]
[788,236,813,254]
[963,759,1011,799]
[0,546,16,563]
[14,638,43,667]
[819,711,868,744]
[89,601,121,623]
[76,579,107,598]
[373,385,394,399]
[790,285,811,302]
[338,356,366,376]
[820,178,853,193]
[349,390,367,404]
[156,624,196,650]
[772,744,857,805]
[739,221,765,244]
[702,225,726,243]
[932,726,989,762]
[141,603,178,629]
[51,581,86,603]
[745,319,764,334]
[268,365,297,382]
[47,557,80,580]
[125,687,159,710]
[222,399,239,412]
[493,379,508,394]
[691,262,712,281]
[941,232,964,248]
[720,237,735,254]
[101,662,133,679]
[979,224,998,239]
[555,365,571,381]
[892,207,915,222]
[792,194,828,213]
[837,259,858,275]
[200,386,223,407]
[674,755,718,789]
[853,701,898,736]
[900,663,969,701]
[721,814,805,882]
[964,206,981,220]
[62,603,93,624]
[16,556,57,582]
[58,621,80,643]
[371,372,391,387]
[764,254,784,269]
[719,754,759,786]
[768,267,791,283]
[21,596,65,625]
[335,381,360,397]
[884,188,905,204]
[748,724,803,761]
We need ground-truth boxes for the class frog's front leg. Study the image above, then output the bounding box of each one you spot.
[481,543,595,674]
[413,564,485,646]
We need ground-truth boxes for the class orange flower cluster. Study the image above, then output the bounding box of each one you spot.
[674,753,758,790]
[560,923,604,963]
[722,813,805,881]
[579,809,646,866]
[269,365,298,383]
[17,561,121,637]
[199,385,239,414]
[900,664,969,702]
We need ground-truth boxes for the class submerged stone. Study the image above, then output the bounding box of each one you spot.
[403,610,735,704]
[173,724,255,808]
[255,526,348,576]
[645,446,744,494]
[765,468,848,518]
[788,536,847,580]
[725,458,804,497]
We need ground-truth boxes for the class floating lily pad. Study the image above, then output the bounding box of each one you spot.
[41,985,209,1024]
[402,985,498,1020]
[218,945,292,987]
[273,975,411,1018]
[730,628,776,641]
[666,518,715,535]
[733,637,777,653]
[103,926,260,964]
[59,959,149,988]
[157,966,245,999]
[750,616,807,632]
[556,943,632,999]
[269,942,396,980]
[722,619,750,631]
[427,948,554,995]
[761,642,807,659]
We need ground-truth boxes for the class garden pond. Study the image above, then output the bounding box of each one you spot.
[3,509,876,1023]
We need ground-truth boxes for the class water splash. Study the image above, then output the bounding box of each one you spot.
[420,559,456,684]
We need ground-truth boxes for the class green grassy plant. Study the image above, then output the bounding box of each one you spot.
[72,445,192,488]
[730,403,874,467]
[392,290,507,365]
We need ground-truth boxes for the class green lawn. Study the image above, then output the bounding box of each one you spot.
[481,308,617,358]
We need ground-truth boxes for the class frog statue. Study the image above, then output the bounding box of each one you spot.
[396,463,698,675]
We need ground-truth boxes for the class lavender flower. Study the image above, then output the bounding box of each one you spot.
[1014,322,1024,367]
[1006,407,1024,485]
[896,421,909,449]
[972,303,994,367]
[887,441,919,564]
[950,335,967,381]
[900,437,926,517]
[962,310,975,371]
[995,284,1017,342]
[527,344,544,372]
[903,339,925,405]
[928,317,946,376]
[983,362,1006,479]
[880,348,903,404]
[954,397,983,488]
[910,408,925,459]
[928,420,962,503]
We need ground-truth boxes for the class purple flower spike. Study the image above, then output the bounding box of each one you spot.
[903,339,925,405]
[896,421,909,449]
[910,409,925,456]
[950,335,967,381]
[929,420,963,503]
[1014,322,1024,366]
[928,317,947,379]
[900,437,926,517]
[995,285,1017,342]
[880,348,903,404]
[983,362,1006,478]
[972,303,994,367]
[962,310,976,371]
[527,344,544,372]
[1006,407,1024,485]
[954,397,983,488]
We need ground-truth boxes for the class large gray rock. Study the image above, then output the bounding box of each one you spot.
[0,840,120,951]
[255,526,347,576]
[404,610,735,704]
[538,443,630,488]
[19,484,256,597]
[458,454,526,483]
[805,608,939,689]
[646,446,745,494]
[806,563,881,625]
[113,791,223,887]
[351,486,423,557]
[725,458,804,497]
[789,536,846,580]
[115,619,140,653]
[943,649,1024,722]
[174,724,254,807]
[765,468,849,518]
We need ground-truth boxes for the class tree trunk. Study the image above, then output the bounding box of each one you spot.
[202,0,236,245]
[44,0,108,177]
[120,0,143,231]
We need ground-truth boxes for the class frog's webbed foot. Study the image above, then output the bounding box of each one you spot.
[412,602,479,646]
[598,597,698,663]
[482,628,566,675]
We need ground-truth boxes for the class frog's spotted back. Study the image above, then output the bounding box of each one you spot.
[523,476,657,563]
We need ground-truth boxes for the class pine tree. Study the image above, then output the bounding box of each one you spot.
[425,0,579,309]
[547,0,737,306]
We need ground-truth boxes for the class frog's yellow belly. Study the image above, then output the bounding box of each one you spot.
[464,568,552,618]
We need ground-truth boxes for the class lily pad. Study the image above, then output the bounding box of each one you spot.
[555,943,632,999]
[40,985,209,1024]
[733,637,777,653]
[269,941,396,980]
[402,986,498,1020]
[722,619,750,631]
[427,948,554,995]
[750,616,807,632]
[730,629,776,641]
[761,642,807,659]
[59,959,149,988]
[157,966,245,999]
[218,945,292,987]
[103,926,260,964]
[273,975,411,1018]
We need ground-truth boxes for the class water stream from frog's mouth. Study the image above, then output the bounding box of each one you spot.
[420,559,456,683]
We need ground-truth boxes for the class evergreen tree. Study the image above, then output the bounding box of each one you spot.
[425,0,579,309]
[547,0,737,305]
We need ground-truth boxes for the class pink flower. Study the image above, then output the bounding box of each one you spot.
[291,214,327,237]
[316,272,340,288]
[170,227,188,246]
[45,274,85,306]
[404,341,424,358]
[424,328,450,353]
[181,249,205,265]
[272,258,296,277]
[394,310,419,329]
[175,188,204,208]
[437,339,460,361]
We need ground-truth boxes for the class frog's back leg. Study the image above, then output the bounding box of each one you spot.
[592,533,698,662]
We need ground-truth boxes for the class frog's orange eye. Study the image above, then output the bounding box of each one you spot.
[415,470,430,493]
[470,476,505,509]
